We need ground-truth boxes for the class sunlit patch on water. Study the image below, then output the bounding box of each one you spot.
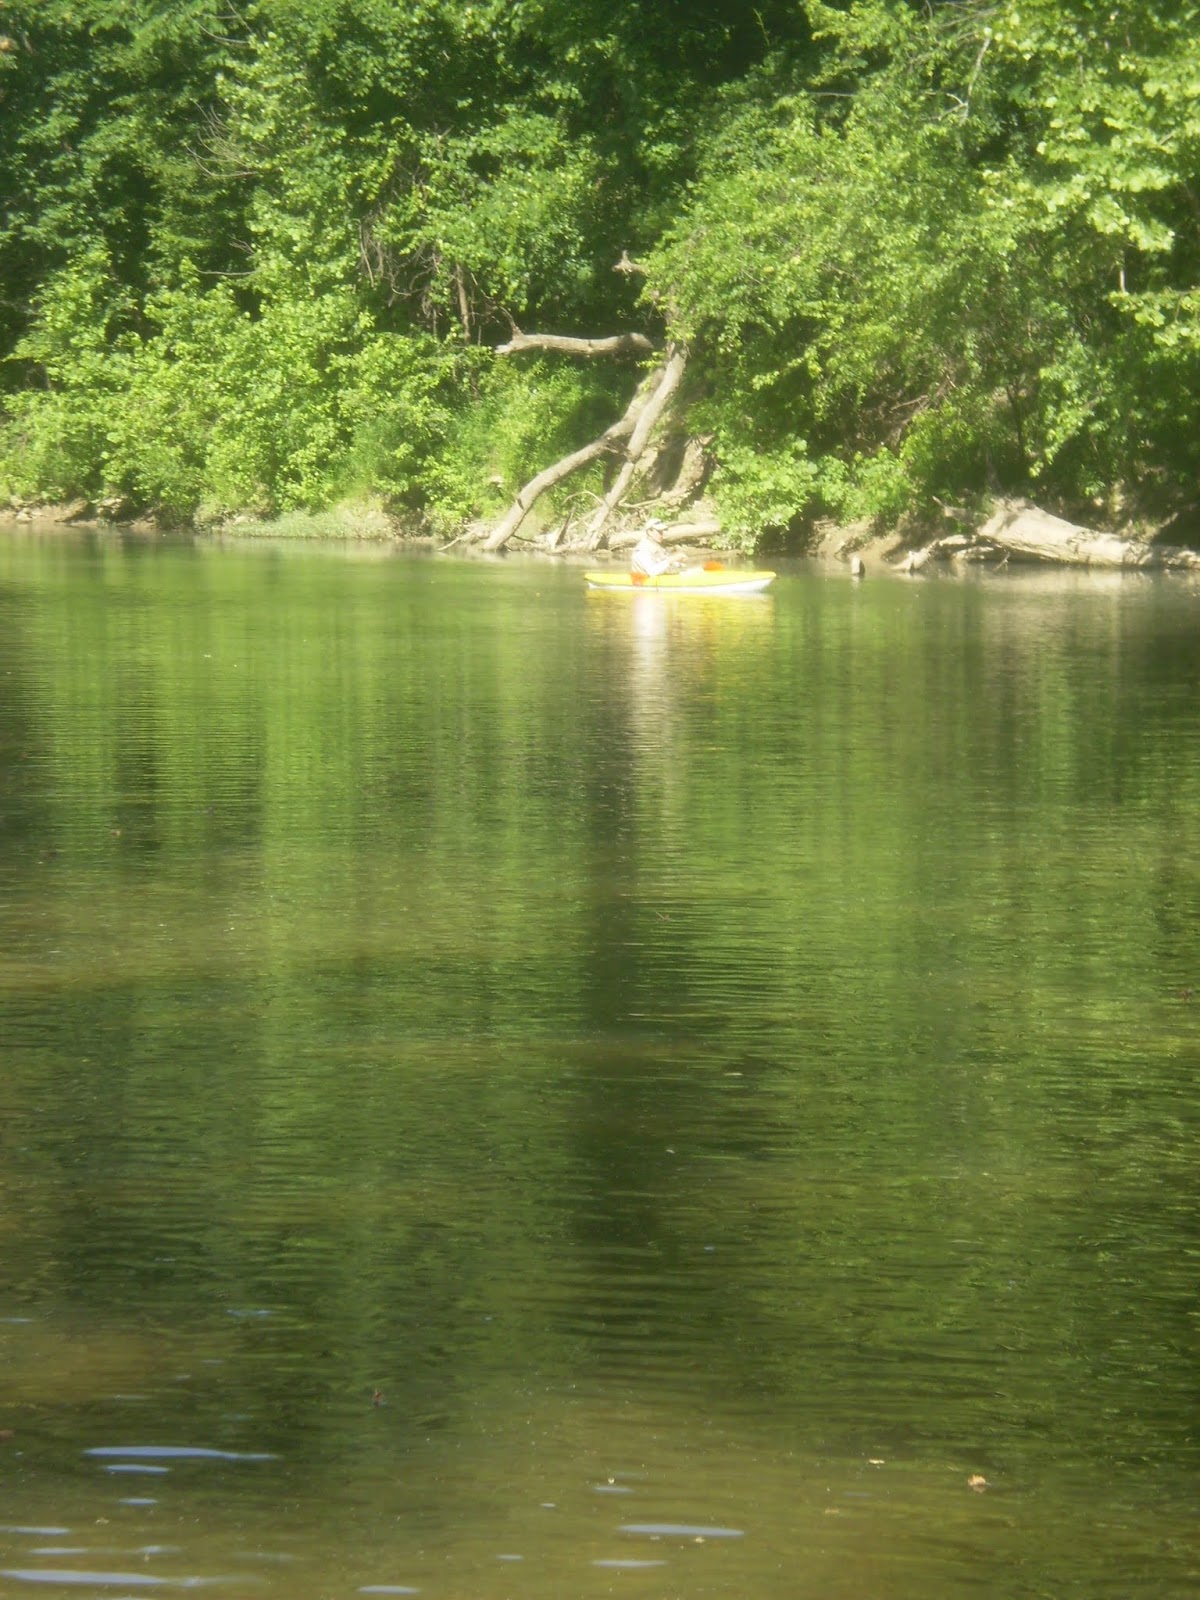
[0,1572,209,1588]
[87,1447,275,1462]
[621,1522,745,1539]
[593,1558,669,1569]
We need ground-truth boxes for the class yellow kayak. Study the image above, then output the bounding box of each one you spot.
[585,568,776,595]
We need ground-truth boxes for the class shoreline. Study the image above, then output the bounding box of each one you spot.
[4,499,1198,580]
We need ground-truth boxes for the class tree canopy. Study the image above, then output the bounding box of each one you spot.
[1,0,1197,545]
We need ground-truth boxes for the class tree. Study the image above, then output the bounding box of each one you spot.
[649,0,1200,540]
[1,0,1197,543]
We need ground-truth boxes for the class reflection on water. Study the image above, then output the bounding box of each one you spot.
[0,531,1197,1599]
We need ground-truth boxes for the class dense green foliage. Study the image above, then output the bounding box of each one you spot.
[1,1,1197,543]
[656,0,1200,538]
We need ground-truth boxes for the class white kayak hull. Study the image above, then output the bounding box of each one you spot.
[584,569,776,596]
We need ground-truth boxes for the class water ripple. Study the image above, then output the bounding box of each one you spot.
[87,1447,275,1462]
[621,1522,745,1539]
[0,1573,210,1590]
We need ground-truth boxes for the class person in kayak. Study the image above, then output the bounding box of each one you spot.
[630,519,683,579]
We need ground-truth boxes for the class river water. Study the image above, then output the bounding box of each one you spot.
[0,529,1196,1600]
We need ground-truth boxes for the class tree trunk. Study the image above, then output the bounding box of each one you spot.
[481,344,690,553]
[904,499,1200,571]
[977,500,1200,567]
[480,373,659,552]
[606,517,719,550]
[581,342,688,549]
[479,318,693,553]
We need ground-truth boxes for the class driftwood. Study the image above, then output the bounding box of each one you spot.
[604,518,720,551]
[902,499,1200,572]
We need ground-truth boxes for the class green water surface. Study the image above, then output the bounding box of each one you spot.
[0,529,1197,1599]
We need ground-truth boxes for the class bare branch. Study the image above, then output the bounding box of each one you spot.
[452,262,472,343]
[583,342,688,547]
[480,371,666,552]
[494,330,656,359]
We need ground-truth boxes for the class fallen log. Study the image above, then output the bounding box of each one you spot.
[605,517,721,550]
[979,500,1200,568]
[901,498,1200,572]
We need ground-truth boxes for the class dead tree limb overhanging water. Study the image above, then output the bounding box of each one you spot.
[481,333,689,553]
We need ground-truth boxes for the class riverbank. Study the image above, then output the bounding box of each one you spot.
[809,501,1200,577]
[5,495,1199,577]
[0,497,421,543]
